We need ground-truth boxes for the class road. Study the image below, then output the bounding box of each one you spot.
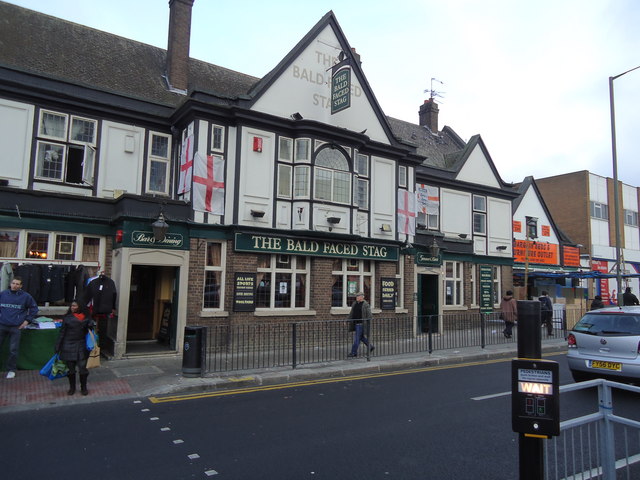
[2,353,637,479]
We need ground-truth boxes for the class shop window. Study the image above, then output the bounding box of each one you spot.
[147,132,171,195]
[35,110,96,186]
[331,259,373,308]
[203,242,225,310]
[0,231,19,258]
[444,260,463,306]
[82,237,101,262]
[55,234,77,261]
[26,232,49,259]
[256,254,308,309]
[492,266,501,306]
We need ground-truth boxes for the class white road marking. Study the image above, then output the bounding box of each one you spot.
[472,391,511,401]
[160,427,171,431]
[205,470,218,476]
[188,453,200,460]
[173,439,184,444]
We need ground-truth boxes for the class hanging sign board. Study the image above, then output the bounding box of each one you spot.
[331,67,351,114]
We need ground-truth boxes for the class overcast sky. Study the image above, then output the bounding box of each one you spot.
[8,0,640,187]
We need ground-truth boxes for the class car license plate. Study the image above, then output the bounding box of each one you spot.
[590,360,622,371]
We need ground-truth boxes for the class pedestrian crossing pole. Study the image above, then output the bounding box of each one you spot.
[516,300,544,480]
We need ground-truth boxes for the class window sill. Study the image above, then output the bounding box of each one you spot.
[330,307,351,315]
[442,305,469,311]
[253,309,317,317]
[199,310,229,318]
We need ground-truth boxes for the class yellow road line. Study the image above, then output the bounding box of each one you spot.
[149,351,566,404]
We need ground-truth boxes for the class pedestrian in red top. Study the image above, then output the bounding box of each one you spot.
[500,290,518,338]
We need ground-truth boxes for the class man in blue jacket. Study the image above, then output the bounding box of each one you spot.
[0,277,39,378]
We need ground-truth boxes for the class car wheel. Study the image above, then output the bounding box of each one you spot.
[570,370,592,383]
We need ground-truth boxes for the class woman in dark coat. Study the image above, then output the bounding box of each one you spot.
[55,301,95,396]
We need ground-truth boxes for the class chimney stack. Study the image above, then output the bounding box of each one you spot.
[419,98,439,132]
[166,0,194,92]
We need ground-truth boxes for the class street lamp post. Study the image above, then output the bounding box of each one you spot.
[609,65,640,306]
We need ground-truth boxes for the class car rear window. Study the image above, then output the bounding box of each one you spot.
[573,314,640,335]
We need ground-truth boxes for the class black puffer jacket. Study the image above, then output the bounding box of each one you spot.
[55,313,95,362]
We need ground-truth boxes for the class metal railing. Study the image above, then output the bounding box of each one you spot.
[544,379,640,480]
[203,312,568,373]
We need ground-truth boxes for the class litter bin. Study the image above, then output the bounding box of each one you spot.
[182,326,206,377]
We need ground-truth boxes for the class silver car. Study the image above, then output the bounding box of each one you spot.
[567,306,640,383]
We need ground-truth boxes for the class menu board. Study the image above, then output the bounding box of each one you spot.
[233,273,256,312]
[381,278,397,310]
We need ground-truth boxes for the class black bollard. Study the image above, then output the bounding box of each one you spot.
[516,300,543,480]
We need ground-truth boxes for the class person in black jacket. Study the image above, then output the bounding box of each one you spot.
[55,301,95,396]
[590,295,605,310]
[538,291,554,336]
[622,287,640,306]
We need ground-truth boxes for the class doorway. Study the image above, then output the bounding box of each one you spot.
[126,265,177,354]
[418,274,439,333]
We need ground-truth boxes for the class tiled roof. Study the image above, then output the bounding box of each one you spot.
[385,116,466,168]
[0,1,258,107]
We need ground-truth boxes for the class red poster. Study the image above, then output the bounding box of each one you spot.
[592,260,615,305]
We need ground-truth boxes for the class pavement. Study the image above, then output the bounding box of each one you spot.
[0,338,568,412]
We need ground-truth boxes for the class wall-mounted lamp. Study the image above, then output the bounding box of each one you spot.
[429,238,440,258]
[458,233,468,239]
[416,222,427,230]
[380,223,392,232]
[290,112,303,121]
[250,209,266,218]
[496,245,508,251]
[327,216,341,225]
[151,212,169,242]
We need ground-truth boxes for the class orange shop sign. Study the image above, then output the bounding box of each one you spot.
[562,246,580,267]
[514,240,559,265]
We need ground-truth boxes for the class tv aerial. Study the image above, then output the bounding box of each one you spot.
[425,77,445,101]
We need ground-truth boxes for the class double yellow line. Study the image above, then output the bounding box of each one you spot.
[149,351,566,404]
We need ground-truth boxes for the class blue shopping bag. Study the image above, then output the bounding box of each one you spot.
[39,353,69,380]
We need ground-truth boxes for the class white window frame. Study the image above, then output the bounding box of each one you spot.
[354,177,369,210]
[590,201,609,220]
[293,165,310,199]
[277,164,292,199]
[395,258,405,310]
[470,265,477,307]
[331,259,374,309]
[1,229,105,267]
[34,110,97,185]
[492,266,501,307]
[355,153,369,177]
[202,241,226,311]
[398,165,407,188]
[146,132,172,195]
[256,255,310,310]
[278,136,293,162]
[473,195,486,212]
[473,212,487,235]
[444,260,463,306]
[624,209,638,227]
[211,125,225,153]
[295,138,311,163]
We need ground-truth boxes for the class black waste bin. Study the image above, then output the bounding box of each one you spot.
[182,326,206,377]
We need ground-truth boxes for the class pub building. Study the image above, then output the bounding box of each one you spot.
[0,0,521,360]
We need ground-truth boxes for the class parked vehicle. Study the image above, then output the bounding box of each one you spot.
[567,306,640,383]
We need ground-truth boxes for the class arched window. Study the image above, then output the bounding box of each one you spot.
[314,146,351,204]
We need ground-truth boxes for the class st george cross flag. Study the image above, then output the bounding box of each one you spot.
[177,134,194,194]
[193,151,225,215]
[397,190,416,236]
[416,184,439,215]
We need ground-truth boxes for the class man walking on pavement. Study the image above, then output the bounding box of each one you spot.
[347,291,374,358]
[0,277,39,378]
[538,290,554,336]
